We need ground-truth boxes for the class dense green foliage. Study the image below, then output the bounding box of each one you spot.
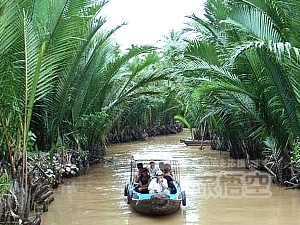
[0,0,178,219]
[1,0,300,203]
[174,0,300,184]
[0,0,176,166]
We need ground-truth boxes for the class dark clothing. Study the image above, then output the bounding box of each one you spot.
[164,175,177,194]
[135,175,150,194]
[138,175,150,185]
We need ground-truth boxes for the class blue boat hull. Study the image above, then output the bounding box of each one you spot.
[125,181,186,215]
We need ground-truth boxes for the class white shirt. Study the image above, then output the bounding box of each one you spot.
[148,177,168,193]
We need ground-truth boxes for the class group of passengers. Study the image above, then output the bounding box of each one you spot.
[133,161,177,195]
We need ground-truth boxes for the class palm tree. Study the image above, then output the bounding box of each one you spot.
[0,0,129,220]
[174,0,300,181]
[105,50,183,140]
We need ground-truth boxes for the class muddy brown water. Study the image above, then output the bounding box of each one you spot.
[42,130,300,225]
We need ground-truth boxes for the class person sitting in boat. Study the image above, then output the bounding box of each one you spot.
[163,166,177,194]
[163,163,173,175]
[163,163,174,179]
[148,170,170,195]
[135,168,151,194]
[133,163,143,187]
[158,162,165,171]
[147,161,159,178]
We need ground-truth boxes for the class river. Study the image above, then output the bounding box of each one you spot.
[42,130,300,225]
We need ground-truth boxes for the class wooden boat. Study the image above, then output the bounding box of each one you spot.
[180,139,211,146]
[124,153,186,215]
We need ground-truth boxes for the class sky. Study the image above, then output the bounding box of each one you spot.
[101,0,206,49]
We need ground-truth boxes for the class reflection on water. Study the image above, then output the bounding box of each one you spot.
[42,130,300,225]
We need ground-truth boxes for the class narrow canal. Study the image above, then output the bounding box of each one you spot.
[42,130,300,225]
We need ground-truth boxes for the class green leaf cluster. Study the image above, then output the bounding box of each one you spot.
[171,0,300,179]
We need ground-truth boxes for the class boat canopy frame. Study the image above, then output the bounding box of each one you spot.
[129,153,181,183]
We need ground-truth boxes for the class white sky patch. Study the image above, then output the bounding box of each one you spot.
[101,0,206,49]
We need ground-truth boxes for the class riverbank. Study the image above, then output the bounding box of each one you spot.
[0,122,183,224]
